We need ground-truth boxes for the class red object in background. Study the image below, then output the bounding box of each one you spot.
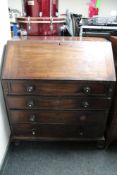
[17,16,65,36]
[41,0,50,17]
[24,0,40,17]
[52,0,58,16]
[18,0,64,36]
[24,0,58,17]
[88,0,98,17]
[89,7,98,17]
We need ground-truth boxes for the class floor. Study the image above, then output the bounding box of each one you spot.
[2,141,117,175]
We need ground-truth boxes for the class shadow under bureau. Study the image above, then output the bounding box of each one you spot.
[1,37,116,147]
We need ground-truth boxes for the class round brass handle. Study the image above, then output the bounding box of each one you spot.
[79,128,84,136]
[32,131,36,136]
[83,86,91,94]
[29,115,36,122]
[108,88,113,93]
[80,115,86,121]
[32,129,36,136]
[27,100,34,108]
[79,131,84,136]
[26,85,34,93]
[82,101,89,108]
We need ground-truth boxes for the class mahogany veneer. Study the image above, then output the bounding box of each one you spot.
[1,37,116,147]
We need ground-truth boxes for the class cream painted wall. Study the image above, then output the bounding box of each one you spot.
[8,0,117,17]
[8,0,23,13]
[59,0,117,17]
[0,0,11,170]
[99,0,117,16]
[59,0,88,17]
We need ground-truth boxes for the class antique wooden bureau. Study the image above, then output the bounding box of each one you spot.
[1,37,116,147]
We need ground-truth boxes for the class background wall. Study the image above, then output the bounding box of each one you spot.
[59,0,117,17]
[59,0,88,17]
[99,0,117,16]
[8,0,22,13]
[0,0,11,170]
[8,0,117,17]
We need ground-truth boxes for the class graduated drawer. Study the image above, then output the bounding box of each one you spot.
[7,96,111,110]
[7,80,112,96]
[12,124,104,138]
[10,110,107,125]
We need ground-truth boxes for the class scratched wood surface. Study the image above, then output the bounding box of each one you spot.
[2,37,115,81]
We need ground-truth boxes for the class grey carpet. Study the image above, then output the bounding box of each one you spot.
[2,141,117,175]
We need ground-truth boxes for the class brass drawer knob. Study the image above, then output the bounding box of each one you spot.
[79,131,84,136]
[83,86,91,94]
[80,115,86,121]
[32,129,36,136]
[27,100,34,108]
[29,115,36,122]
[26,85,35,93]
[32,131,36,135]
[82,101,89,108]
[108,88,113,93]
[79,128,84,136]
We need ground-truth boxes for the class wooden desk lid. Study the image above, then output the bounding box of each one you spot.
[2,39,116,81]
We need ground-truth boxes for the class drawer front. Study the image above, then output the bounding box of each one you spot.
[8,80,112,96]
[7,96,110,110]
[12,124,104,138]
[10,110,107,125]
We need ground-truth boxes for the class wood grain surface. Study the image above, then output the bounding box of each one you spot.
[2,38,116,81]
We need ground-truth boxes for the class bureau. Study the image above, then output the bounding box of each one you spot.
[1,37,116,147]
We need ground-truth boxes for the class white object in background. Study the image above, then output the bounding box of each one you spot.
[56,12,59,17]
[28,0,34,6]
[110,10,117,16]
[20,29,28,36]
[39,12,42,17]
[9,9,21,23]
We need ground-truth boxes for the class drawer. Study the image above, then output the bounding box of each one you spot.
[10,110,107,125]
[12,124,104,138]
[7,96,110,110]
[8,80,112,96]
